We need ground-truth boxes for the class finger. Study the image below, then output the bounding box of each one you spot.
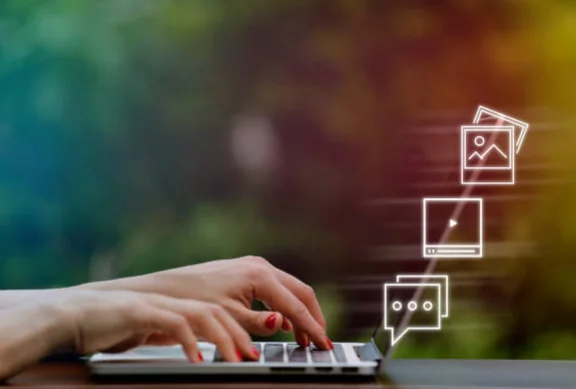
[281,317,293,333]
[254,280,329,349]
[211,305,258,361]
[295,332,309,348]
[145,333,179,346]
[196,314,240,363]
[272,268,327,330]
[146,296,240,362]
[140,307,202,363]
[229,306,284,337]
[261,303,292,333]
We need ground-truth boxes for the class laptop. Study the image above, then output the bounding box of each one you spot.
[88,132,473,380]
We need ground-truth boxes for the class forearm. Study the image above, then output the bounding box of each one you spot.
[0,302,67,380]
[74,273,157,294]
[0,275,156,310]
[0,289,66,310]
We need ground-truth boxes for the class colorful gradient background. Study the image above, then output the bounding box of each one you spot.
[1,0,576,359]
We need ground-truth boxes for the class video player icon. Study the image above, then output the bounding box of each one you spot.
[422,197,483,259]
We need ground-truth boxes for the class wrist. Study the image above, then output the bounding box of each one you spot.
[74,274,152,293]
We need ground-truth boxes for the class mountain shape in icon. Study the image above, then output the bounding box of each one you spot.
[467,144,508,161]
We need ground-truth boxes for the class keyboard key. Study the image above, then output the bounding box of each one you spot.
[287,344,308,363]
[310,347,332,363]
[213,348,224,362]
[263,344,285,362]
[213,343,262,362]
[251,343,262,358]
[332,343,348,363]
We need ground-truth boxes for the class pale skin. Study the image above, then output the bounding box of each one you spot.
[0,256,332,380]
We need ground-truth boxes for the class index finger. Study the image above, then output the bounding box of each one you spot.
[271,268,327,330]
[254,278,330,349]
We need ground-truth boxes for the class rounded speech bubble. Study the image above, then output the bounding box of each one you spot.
[383,282,443,346]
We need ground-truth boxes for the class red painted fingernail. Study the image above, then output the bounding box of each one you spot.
[265,313,277,329]
[326,337,334,350]
[235,349,243,361]
[197,352,204,362]
[251,346,260,358]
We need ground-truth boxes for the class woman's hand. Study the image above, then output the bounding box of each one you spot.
[0,289,257,380]
[82,256,332,350]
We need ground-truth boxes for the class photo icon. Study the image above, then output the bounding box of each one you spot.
[461,125,515,185]
[473,105,530,154]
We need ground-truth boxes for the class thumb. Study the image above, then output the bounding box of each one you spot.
[236,309,288,337]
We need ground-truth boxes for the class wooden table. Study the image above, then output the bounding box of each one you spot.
[6,359,576,388]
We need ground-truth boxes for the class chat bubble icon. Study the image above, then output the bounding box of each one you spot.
[383,282,442,346]
[396,274,449,318]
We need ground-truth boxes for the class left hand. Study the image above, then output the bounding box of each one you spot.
[82,256,332,350]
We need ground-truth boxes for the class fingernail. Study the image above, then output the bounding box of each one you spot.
[265,313,277,329]
[326,337,334,350]
[304,336,310,348]
[251,346,260,358]
[197,352,204,362]
[235,349,243,361]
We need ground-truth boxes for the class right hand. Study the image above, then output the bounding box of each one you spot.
[51,289,258,362]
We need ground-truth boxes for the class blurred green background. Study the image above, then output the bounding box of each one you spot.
[1,0,576,359]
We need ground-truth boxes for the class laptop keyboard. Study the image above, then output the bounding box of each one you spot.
[213,343,350,364]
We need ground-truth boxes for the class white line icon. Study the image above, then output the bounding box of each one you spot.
[473,105,529,154]
[467,136,508,162]
[422,197,483,258]
[461,125,515,185]
[461,106,530,186]
[383,274,450,346]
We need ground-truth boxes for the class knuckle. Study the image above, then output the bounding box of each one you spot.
[205,303,222,315]
[300,283,315,300]
[210,304,227,318]
[293,302,309,318]
[246,256,269,266]
[244,262,268,281]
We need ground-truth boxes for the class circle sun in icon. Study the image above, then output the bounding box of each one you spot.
[474,135,486,147]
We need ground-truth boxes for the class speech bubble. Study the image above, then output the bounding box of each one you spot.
[396,274,449,318]
[383,282,442,346]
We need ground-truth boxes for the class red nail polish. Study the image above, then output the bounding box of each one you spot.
[235,349,243,361]
[326,337,334,350]
[197,352,204,362]
[265,313,277,329]
[251,346,260,358]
